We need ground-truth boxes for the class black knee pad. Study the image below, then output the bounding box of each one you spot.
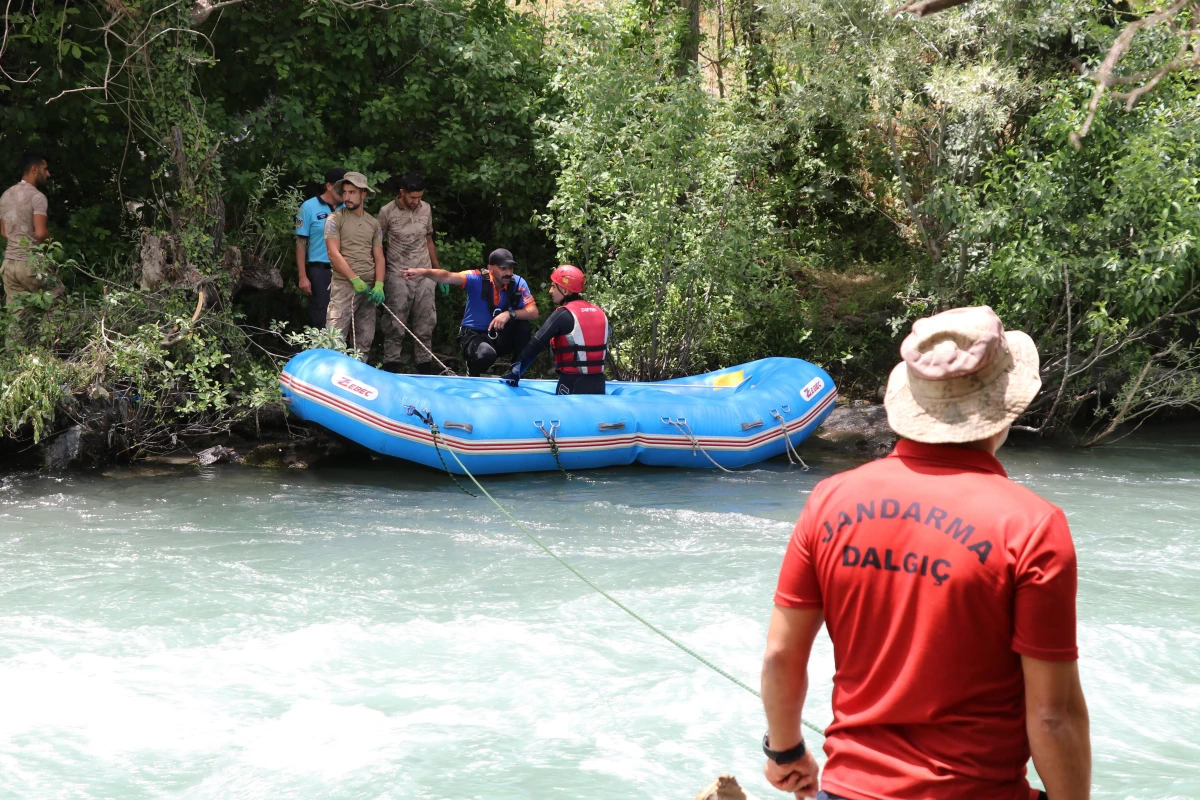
[470,340,497,371]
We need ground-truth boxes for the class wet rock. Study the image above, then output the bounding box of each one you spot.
[229,403,290,439]
[811,401,898,459]
[694,774,760,800]
[195,445,243,466]
[101,463,194,478]
[41,424,84,470]
[244,432,368,469]
[38,419,121,470]
[238,251,284,292]
[38,422,115,471]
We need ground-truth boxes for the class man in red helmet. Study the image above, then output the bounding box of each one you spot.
[500,264,610,395]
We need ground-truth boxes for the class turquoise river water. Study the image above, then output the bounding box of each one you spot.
[0,426,1197,799]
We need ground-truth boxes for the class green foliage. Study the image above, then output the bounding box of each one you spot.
[0,351,72,442]
[233,167,305,281]
[2,0,1200,455]
[208,0,556,268]
[0,0,560,456]
[543,3,808,380]
[963,72,1200,432]
[0,0,558,278]
[0,281,295,450]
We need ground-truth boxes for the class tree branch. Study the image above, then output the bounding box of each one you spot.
[1071,0,1194,147]
[887,120,940,263]
[891,0,973,18]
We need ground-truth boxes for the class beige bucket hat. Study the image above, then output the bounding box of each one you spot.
[334,171,374,193]
[884,306,1041,444]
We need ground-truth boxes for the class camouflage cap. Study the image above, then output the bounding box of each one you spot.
[335,171,374,193]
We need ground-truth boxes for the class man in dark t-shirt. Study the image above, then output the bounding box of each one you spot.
[761,306,1091,800]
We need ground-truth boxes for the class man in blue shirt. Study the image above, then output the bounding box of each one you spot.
[401,248,538,376]
[295,167,346,328]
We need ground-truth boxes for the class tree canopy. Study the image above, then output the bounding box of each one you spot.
[0,0,1197,451]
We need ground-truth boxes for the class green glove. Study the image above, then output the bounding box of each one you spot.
[351,277,369,294]
[369,281,386,305]
[438,282,450,297]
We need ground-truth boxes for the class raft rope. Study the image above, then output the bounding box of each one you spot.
[534,420,575,479]
[381,302,458,376]
[406,406,477,498]
[771,409,809,471]
[424,420,825,739]
[663,417,736,474]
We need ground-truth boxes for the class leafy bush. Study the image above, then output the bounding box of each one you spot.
[543,3,808,380]
[964,74,1200,436]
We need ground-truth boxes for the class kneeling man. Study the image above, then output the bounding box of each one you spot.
[402,248,538,376]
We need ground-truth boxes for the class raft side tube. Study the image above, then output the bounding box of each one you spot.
[280,350,836,474]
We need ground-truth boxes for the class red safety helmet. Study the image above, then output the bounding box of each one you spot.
[550,264,585,293]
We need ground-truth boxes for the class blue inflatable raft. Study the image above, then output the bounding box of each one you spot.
[280,349,837,475]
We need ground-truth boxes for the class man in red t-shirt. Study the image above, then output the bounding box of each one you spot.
[761,306,1090,800]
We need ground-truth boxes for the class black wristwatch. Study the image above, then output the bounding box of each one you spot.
[762,733,806,764]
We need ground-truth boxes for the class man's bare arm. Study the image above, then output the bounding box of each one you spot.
[512,301,539,321]
[33,214,49,243]
[402,267,466,286]
[326,238,358,282]
[488,300,539,332]
[1023,655,1091,800]
[761,605,824,798]
[296,239,312,294]
[763,606,823,750]
[373,245,385,285]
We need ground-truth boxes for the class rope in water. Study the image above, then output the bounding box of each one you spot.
[406,407,477,498]
[435,437,826,739]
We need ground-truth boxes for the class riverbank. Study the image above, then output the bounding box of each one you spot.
[1,397,899,473]
[4,394,1184,474]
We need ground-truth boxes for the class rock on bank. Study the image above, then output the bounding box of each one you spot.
[810,400,898,460]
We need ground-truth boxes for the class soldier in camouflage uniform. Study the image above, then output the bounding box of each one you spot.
[378,173,441,374]
[1,151,61,345]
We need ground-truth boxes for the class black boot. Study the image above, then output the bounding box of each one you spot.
[380,361,405,374]
[415,361,436,375]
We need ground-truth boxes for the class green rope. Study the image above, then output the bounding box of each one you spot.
[430,426,478,498]
[535,421,573,480]
[440,444,826,739]
[406,406,477,498]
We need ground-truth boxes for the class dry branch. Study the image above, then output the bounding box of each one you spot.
[891,0,973,18]
[1071,0,1200,147]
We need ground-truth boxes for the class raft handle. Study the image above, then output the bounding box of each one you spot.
[598,421,626,431]
[740,418,763,431]
[443,421,473,433]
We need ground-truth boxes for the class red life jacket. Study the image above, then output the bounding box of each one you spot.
[551,299,609,375]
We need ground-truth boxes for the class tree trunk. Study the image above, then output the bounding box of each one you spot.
[735,0,770,97]
[677,0,701,76]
